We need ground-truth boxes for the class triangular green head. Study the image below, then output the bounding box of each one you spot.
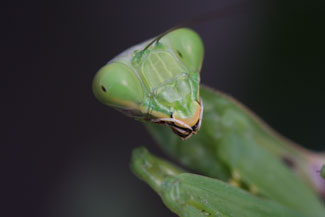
[92,28,204,139]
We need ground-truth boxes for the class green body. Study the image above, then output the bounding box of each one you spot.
[146,86,325,217]
[93,28,325,216]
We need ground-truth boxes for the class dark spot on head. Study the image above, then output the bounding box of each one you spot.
[176,50,183,58]
[101,85,107,92]
[282,156,296,169]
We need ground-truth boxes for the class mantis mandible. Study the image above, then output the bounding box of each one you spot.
[92,27,325,217]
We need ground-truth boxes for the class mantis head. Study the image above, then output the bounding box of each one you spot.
[93,28,204,139]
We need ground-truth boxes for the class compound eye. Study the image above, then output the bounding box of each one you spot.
[166,28,204,73]
[92,62,144,108]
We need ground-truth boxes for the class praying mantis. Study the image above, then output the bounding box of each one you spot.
[92,27,325,216]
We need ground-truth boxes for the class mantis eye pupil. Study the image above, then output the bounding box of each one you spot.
[101,85,107,92]
[176,50,183,58]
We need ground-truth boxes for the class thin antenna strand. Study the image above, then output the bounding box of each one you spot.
[142,1,250,51]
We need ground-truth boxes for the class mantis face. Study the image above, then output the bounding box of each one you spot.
[92,28,204,139]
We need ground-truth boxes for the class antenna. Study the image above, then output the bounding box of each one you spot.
[142,1,250,51]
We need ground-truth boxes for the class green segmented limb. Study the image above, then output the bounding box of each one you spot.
[145,86,325,217]
[131,147,307,217]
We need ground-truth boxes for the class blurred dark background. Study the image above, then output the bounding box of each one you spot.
[5,0,325,216]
